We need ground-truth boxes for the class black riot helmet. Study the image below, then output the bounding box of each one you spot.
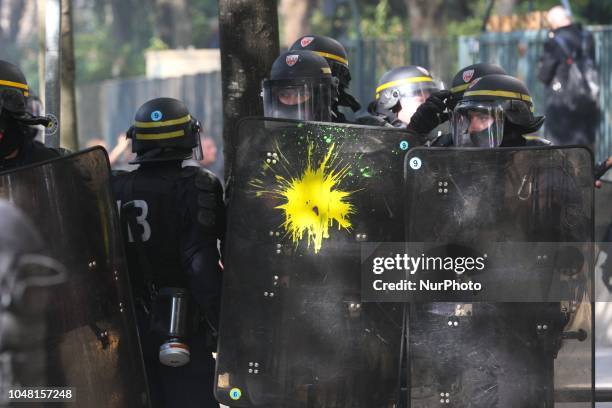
[0,60,29,115]
[262,50,334,122]
[127,97,203,164]
[452,74,545,148]
[374,65,439,125]
[290,35,361,114]
[449,63,507,110]
[0,60,51,157]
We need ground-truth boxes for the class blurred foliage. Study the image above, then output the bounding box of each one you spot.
[191,0,219,48]
[6,0,612,86]
[359,0,405,39]
[573,0,612,25]
[73,0,219,84]
[310,0,612,41]
[445,1,490,38]
[75,20,146,82]
[311,0,407,41]
[11,37,39,95]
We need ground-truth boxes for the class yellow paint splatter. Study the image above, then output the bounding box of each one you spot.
[273,144,353,253]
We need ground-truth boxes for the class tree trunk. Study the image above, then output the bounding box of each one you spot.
[38,0,46,100]
[44,0,61,148]
[404,0,446,40]
[278,0,315,47]
[8,0,26,43]
[110,0,134,44]
[0,0,28,45]
[60,0,78,150]
[155,0,193,48]
[218,0,279,183]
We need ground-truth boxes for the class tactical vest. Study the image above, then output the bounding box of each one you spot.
[112,162,197,296]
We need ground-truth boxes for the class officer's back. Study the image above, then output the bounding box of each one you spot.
[112,97,223,408]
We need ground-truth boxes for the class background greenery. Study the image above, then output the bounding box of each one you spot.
[2,0,611,87]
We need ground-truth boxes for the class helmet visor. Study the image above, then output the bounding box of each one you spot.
[263,79,332,122]
[452,100,505,148]
[0,89,27,115]
[377,80,438,111]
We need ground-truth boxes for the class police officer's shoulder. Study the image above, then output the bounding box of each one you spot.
[181,165,223,195]
[429,132,453,147]
[180,166,223,230]
[523,135,552,146]
[28,140,67,162]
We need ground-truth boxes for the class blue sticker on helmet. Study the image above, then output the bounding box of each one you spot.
[399,140,409,150]
[151,110,163,121]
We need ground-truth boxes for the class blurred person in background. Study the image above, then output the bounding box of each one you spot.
[538,5,599,149]
[198,135,222,180]
[184,134,223,179]
[86,134,133,169]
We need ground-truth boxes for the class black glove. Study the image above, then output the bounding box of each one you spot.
[408,90,452,135]
[595,157,612,180]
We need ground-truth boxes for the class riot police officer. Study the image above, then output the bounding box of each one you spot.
[262,50,335,122]
[408,62,507,145]
[290,34,361,122]
[451,74,547,147]
[0,60,60,172]
[358,65,439,128]
[112,97,224,408]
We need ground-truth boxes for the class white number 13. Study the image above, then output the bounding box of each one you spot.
[117,199,151,242]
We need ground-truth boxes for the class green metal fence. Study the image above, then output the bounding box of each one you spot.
[346,28,612,162]
[458,26,612,162]
[345,37,458,114]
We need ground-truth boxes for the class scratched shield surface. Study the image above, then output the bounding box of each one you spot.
[404,146,594,407]
[0,148,149,407]
[215,118,419,407]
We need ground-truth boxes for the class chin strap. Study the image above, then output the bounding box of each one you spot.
[11,112,52,127]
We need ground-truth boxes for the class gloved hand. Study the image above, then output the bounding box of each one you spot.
[408,90,452,135]
[595,156,612,188]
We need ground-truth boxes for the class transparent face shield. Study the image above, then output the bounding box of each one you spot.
[262,78,332,122]
[452,100,505,148]
[192,120,203,161]
[377,81,439,124]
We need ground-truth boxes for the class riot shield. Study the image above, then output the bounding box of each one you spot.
[216,118,419,407]
[0,148,149,407]
[403,146,594,407]
[595,180,612,401]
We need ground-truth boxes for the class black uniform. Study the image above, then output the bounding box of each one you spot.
[113,162,223,408]
[537,23,599,146]
[112,97,224,408]
[0,139,63,172]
